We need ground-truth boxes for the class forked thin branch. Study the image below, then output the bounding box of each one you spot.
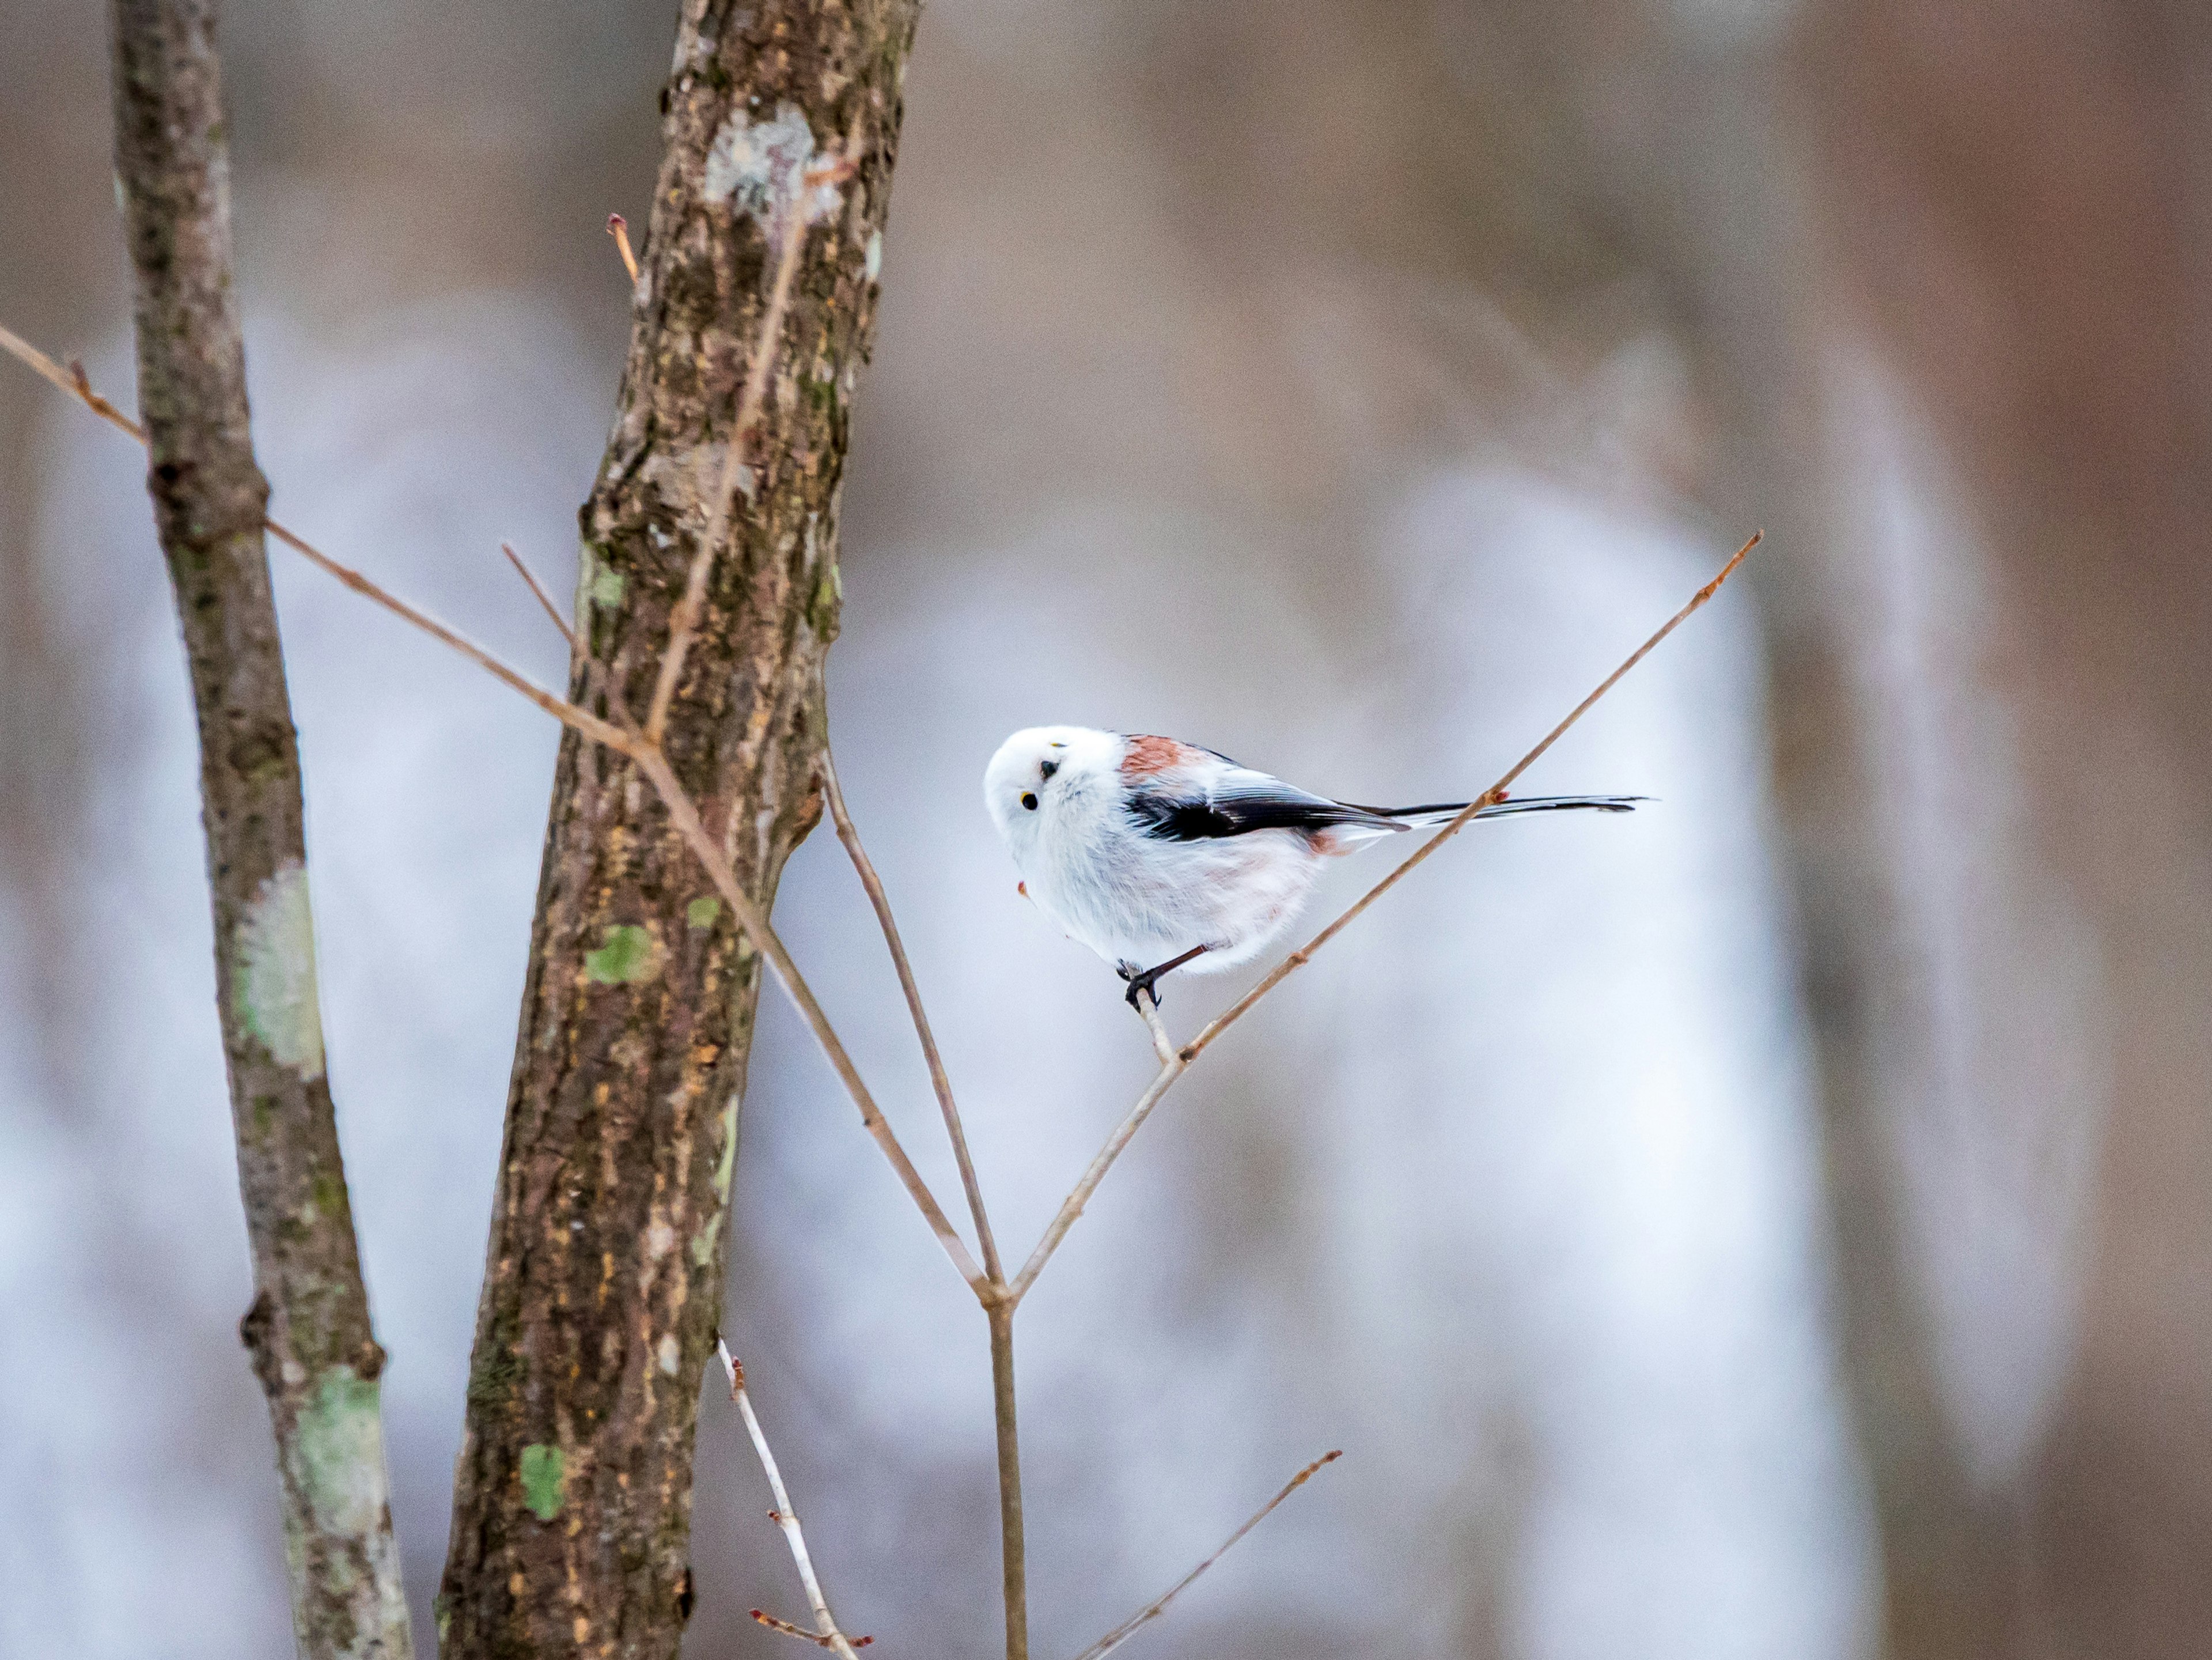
[1010,531,1762,1301]
[821,744,1005,1286]
[1066,1450,1344,1660]
[718,1338,871,1659]
[632,745,988,1290]
[0,330,636,757]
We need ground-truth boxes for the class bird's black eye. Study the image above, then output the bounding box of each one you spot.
[1020,792,1039,811]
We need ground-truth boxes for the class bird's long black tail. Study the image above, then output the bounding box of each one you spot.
[1359,794,1644,826]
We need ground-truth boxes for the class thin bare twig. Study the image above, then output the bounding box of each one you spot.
[1010,1049,1183,1305]
[718,1339,870,1660]
[1138,995,1177,1069]
[751,1609,834,1647]
[0,325,141,440]
[821,745,1005,1286]
[501,541,578,653]
[752,1609,871,1648]
[1066,1450,1344,1660]
[1010,531,1762,1302]
[4,323,990,1297]
[1183,528,1763,1064]
[605,213,641,285]
[646,157,850,743]
[3,324,634,757]
[1005,999,1179,1303]
[263,518,635,751]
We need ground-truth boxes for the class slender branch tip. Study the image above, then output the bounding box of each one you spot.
[1067,1448,1344,1660]
[606,213,641,283]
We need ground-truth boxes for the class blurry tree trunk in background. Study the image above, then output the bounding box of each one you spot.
[1806,5,2212,1656]
[1513,10,2037,1655]
[1545,3,2212,1656]
[436,3,920,1655]
[108,3,414,1657]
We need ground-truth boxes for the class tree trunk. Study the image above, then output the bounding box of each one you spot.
[1808,7,2212,1655]
[436,3,920,1655]
[108,5,414,1658]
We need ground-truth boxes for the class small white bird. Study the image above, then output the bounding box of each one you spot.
[985,725,1638,1007]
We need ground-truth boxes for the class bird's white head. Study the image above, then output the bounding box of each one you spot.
[983,725,1120,844]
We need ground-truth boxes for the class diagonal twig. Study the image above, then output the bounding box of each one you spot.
[0,326,141,440]
[3,322,988,1297]
[718,1339,871,1659]
[1007,1001,1180,1303]
[1009,530,1762,1303]
[1183,529,1763,1064]
[500,540,579,653]
[820,743,1005,1287]
[1066,1450,1343,1660]
[1138,994,1177,1068]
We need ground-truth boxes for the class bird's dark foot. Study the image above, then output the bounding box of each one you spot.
[1119,945,1209,1011]
[1122,967,1165,1011]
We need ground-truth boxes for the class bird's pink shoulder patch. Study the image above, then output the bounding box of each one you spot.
[1118,733,1187,778]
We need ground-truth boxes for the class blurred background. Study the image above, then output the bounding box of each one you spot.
[3,2,2207,1657]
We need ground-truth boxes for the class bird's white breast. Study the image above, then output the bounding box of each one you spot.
[1016,776,1321,972]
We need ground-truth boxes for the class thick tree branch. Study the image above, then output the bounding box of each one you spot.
[436,6,927,1654]
[104,3,412,1656]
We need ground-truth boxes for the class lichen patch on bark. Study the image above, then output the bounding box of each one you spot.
[703,101,846,231]
[236,861,327,1079]
[520,1443,567,1523]
[294,1367,390,1536]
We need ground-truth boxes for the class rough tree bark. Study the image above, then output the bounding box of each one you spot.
[437,4,921,1655]
[108,4,414,1658]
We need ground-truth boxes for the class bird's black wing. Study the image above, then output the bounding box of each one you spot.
[1127,766,1395,842]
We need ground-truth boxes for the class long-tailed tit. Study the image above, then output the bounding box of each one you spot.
[985,725,1638,1007]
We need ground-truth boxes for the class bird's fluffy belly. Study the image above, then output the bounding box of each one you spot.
[1027,824,1320,971]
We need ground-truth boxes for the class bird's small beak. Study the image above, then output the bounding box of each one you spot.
[1017,880,1028,898]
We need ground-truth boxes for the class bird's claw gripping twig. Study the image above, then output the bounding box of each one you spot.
[1120,944,1209,1011]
